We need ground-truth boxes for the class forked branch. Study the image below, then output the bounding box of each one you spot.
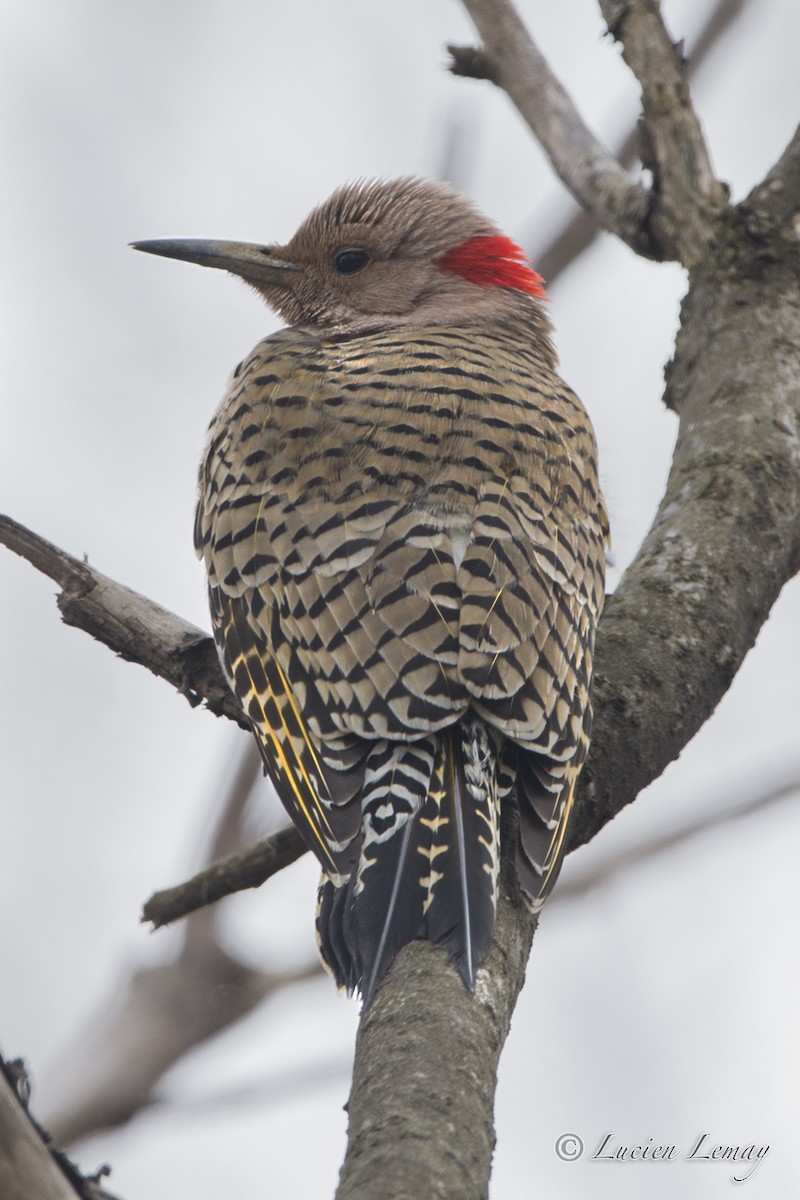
[453,0,731,264]
[450,0,654,256]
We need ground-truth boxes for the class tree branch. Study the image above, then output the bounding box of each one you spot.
[598,0,728,261]
[449,0,655,257]
[743,123,800,241]
[534,0,747,284]
[335,804,535,1200]
[452,0,733,265]
[0,514,244,729]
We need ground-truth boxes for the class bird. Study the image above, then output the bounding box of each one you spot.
[134,177,608,1007]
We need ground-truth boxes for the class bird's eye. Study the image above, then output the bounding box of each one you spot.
[333,248,370,275]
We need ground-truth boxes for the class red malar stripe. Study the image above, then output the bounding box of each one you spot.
[439,235,546,297]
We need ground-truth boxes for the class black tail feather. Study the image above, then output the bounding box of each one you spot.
[515,751,576,911]
[316,878,359,995]
[316,721,501,1007]
[424,720,499,988]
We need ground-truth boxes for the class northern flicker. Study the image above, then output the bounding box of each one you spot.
[134,177,608,1006]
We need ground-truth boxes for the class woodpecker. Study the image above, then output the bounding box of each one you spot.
[134,178,608,1006]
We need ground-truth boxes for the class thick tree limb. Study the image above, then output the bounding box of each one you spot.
[141,824,306,927]
[450,0,655,257]
[570,223,800,855]
[336,803,534,1200]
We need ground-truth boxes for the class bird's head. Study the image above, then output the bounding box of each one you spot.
[134,177,553,351]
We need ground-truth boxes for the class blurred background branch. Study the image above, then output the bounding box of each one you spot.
[41,739,319,1148]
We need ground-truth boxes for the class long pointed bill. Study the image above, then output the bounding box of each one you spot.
[131,238,300,288]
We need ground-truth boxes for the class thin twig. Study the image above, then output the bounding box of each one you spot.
[450,0,655,257]
[0,513,244,728]
[142,824,307,928]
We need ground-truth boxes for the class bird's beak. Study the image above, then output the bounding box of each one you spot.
[131,238,301,288]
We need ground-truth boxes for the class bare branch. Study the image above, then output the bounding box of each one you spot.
[141,824,306,928]
[0,514,244,729]
[450,0,654,257]
[569,241,800,850]
[535,0,747,284]
[43,948,318,1147]
[598,0,728,261]
[452,0,733,265]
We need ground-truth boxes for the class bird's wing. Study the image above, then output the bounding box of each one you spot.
[195,331,471,873]
[456,455,607,904]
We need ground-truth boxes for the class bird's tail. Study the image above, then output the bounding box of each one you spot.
[316,717,500,1007]
[512,750,580,912]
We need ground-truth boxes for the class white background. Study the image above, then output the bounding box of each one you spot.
[1,1,799,1196]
